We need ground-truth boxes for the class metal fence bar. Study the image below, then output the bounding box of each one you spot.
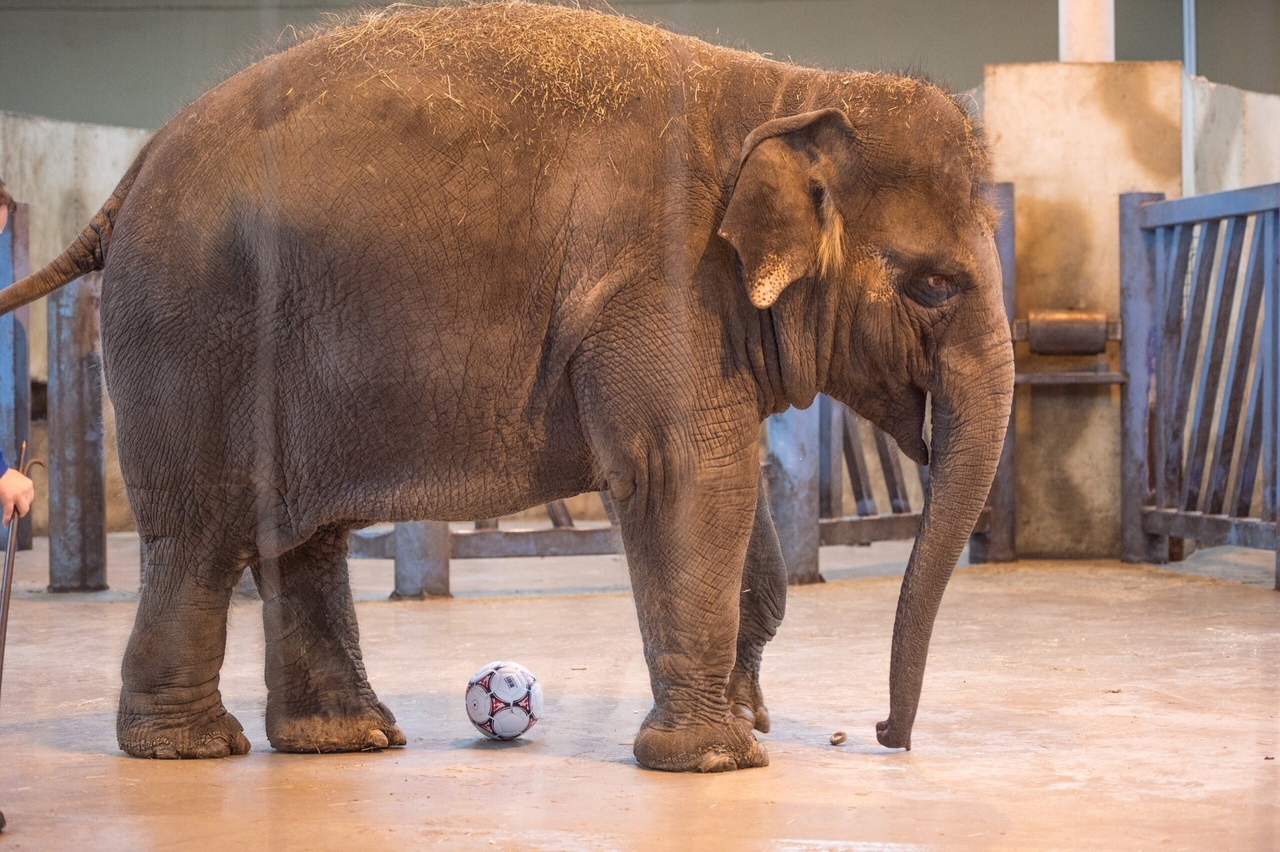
[1139,183,1280,229]
[1232,354,1265,517]
[1265,212,1279,536]
[1120,192,1168,563]
[873,430,911,514]
[840,409,877,516]
[1156,224,1195,509]
[1182,216,1248,512]
[1271,211,1280,589]
[1166,218,1221,510]
[546,500,574,528]
[1206,220,1267,515]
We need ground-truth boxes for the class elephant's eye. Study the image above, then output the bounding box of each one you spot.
[905,272,961,308]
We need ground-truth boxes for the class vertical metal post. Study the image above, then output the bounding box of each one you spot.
[971,182,1018,563]
[1120,193,1169,564]
[0,202,31,552]
[766,403,821,585]
[392,520,450,599]
[47,272,106,592]
[817,394,843,519]
[1181,0,1196,77]
[1266,210,1280,590]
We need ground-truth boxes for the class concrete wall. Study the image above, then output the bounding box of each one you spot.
[1,1,1277,132]
[984,62,1183,558]
[0,111,150,533]
[1188,77,1280,195]
[0,112,151,379]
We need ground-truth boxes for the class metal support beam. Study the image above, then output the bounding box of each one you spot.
[47,272,106,592]
[766,404,821,585]
[1182,0,1196,77]
[1119,192,1169,564]
[391,520,450,599]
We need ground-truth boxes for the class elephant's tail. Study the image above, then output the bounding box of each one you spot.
[0,141,150,316]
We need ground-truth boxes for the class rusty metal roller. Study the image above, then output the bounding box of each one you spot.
[1025,310,1110,355]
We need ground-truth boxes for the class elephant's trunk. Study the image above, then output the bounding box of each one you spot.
[876,327,1013,750]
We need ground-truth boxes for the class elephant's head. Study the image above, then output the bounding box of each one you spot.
[719,82,1014,749]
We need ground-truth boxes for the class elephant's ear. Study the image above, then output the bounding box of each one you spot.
[718,108,854,310]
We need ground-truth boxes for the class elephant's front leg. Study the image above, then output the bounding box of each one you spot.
[619,449,768,773]
[253,524,405,753]
[727,473,788,734]
[117,537,252,758]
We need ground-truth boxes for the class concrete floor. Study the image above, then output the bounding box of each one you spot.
[0,534,1277,850]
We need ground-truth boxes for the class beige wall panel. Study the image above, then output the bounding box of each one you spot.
[0,112,78,384]
[1191,78,1280,195]
[984,61,1182,557]
[1189,77,1245,195]
[1241,90,1280,188]
[75,125,151,533]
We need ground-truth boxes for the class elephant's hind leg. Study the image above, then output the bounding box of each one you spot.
[253,523,405,753]
[727,474,788,734]
[117,536,252,759]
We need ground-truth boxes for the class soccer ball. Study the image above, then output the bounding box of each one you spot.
[465,661,544,740]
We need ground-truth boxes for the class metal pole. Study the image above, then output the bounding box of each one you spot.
[765,404,822,584]
[1182,0,1197,77]
[392,520,450,599]
[47,272,106,592]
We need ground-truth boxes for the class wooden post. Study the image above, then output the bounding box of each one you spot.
[1119,192,1168,564]
[766,403,821,585]
[47,272,106,592]
[0,202,32,552]
[971,182,1017,562]
[392,520,450,599]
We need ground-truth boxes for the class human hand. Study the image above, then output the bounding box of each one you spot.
[0,467,34,525]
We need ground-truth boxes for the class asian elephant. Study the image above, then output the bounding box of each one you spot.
[0,1,1013,771]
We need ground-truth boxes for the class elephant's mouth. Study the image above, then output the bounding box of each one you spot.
[880,385,930,467]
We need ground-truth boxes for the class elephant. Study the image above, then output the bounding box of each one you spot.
[0,1,1013,771]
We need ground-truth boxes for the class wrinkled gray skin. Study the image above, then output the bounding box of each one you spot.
[0,2,1013,770]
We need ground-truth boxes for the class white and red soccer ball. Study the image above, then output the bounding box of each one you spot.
[465,661,543,740]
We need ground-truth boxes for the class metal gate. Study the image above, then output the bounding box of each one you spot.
[1120,184,1280,588]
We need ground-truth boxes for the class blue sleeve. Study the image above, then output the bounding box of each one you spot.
[0,446,7,476]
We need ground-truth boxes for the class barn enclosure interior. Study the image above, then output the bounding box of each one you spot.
[0,0,1277,848]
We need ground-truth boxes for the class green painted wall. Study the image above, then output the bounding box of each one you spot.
[0,0,1275,131]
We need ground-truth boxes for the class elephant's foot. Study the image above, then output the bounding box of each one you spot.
[726,669,771,733]
[266,699,406,754]
[633,710,768,772]
[875,716,911,750]
[117,702,251,759]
